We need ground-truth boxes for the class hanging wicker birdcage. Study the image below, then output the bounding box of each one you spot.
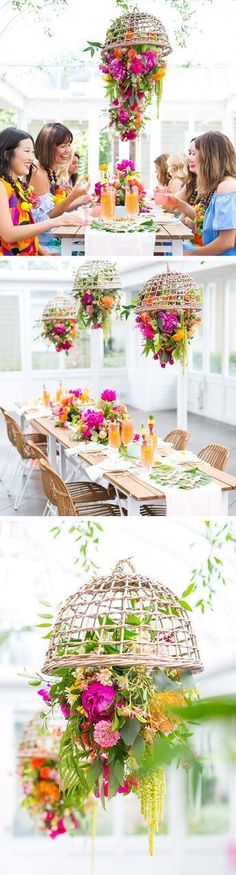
[72,260,123,299]
[42,293,77,324]
[135,266,202,315]
[101,9,172,58]
[17,712,63,760]
[43,559,203,675]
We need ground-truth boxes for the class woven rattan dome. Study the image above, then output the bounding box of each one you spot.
[72,260,123,298]
[102,10,172,58]
[42,293,77,323]
[43,559,202,675]
[17,711,64,760]
[135,266,202,314]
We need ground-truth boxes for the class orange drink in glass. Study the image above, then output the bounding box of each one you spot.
[141,438,154,472]
[101,185,116,220]
[56,382,63,403]
[121,418,134,447]
[125,184,139,217]
[43,385,51,407]
[108,421,121,455]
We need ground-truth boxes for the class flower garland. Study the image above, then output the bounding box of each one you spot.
[94,160,150,213]
[2,175,39,212]
[193,202,205,246]
[40,310,78,353]
[38,659,197,854]
[100,21,167,140]
[136,309,202,368]
[18,753,87,838]
[73,266,122,339]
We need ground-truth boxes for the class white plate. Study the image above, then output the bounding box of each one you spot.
[167,451,198,464]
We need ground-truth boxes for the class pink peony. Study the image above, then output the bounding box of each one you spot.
[82,291,93,306]
[118,107,129,123]
[101,389,117,402]
[117,159,135,172]
[93,720,120,748]
[82,682,116,722]
[158,311,179,334]
[54,323,66,335]
[131,58,143,74]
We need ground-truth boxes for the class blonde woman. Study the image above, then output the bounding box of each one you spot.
[166,153,188,194]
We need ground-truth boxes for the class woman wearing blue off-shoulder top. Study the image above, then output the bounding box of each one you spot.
[163,131,236,256]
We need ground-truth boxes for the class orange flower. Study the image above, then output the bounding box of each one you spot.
[153,69,166,81]
[150,31,157,39]
[31,758,44,770]
[114,48,123,57]
[128,49,137,59]
[37,780,60,801]
[141,312,151,324]
[135,117,142,128]
[101,295,115,310]
[172,329,185,341]
[149,691,186,735]
[39,766,52,779]
[125,30,134,39]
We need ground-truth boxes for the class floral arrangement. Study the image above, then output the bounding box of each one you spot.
[74,390,128,444]
[18,753,86,838]
[136,309,202,368]
[73,263,122,339]
[40,309,77,353]
[13,179,39,213]
[38,660,196,854]
[52,388,93,427]
[94,160,149,213]
[100,12,171,141]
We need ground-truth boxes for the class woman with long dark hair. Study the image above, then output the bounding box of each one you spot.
[163,131,236,255]
[0,127,78,255]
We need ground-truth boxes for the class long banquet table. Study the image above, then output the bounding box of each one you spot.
[54,218,193,256]
[29,415,236,516]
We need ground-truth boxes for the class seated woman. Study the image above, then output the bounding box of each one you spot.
[154,153,170,188]
[0,127,79,256]
[31,123,91,250]
[69,151,80,187]
[163,131,236,255]
[166,153,188,194]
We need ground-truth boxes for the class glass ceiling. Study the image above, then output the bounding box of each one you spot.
[0,0,235,96]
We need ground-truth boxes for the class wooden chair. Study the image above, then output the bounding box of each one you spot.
[39,458,123,517]
[197,443,230,471]
[1,412,47,510]
[164,429,190,450]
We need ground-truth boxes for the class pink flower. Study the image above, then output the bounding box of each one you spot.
[38,685,51,703]
[131,58,143,74]
[133,433,140,442]
[82,291,93,306]
[118,107,129,123]
[60,701,71,718]
[82,682,116,722]
[101,389,117,402]
[50,818,66,839]
[93,720,120,748]
[69,388,82,398]
[158,311,179,334]
[54,323,66,335]
[117,159,135,172]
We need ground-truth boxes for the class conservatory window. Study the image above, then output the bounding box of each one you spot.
[208,285,224,374]
[186,730,230,835]
[190,320,203,372]
[0,295,21,371]
[229,282,236,376]
[123,790,168,836]
[103,319,126,368]
[64,332,91,369]
[161,122,189,154]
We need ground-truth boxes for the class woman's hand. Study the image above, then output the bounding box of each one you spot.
[74,177,90,196]
[163,193,181,211]
[52,213,81,228]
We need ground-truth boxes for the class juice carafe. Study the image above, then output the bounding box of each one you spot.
[108,421,121,453]
[43,384,51,407]
[101,183,116,220]
[125,183,139,217]
[148,416,158,453]
[121,418,134,446]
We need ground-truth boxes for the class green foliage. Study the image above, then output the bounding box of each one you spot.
[50,520,103,573]
[180,520,236,613]
[60,717,89,803]
[0,109,18,132]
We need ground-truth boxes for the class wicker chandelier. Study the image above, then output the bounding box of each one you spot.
[102,9,172,57]
[42,293,77,324]
[17,711,63,760]
[43,559,202,675]
[135,265,202,315]
[73,260,123,297]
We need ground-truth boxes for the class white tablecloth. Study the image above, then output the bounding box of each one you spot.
[85,228,156,256]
